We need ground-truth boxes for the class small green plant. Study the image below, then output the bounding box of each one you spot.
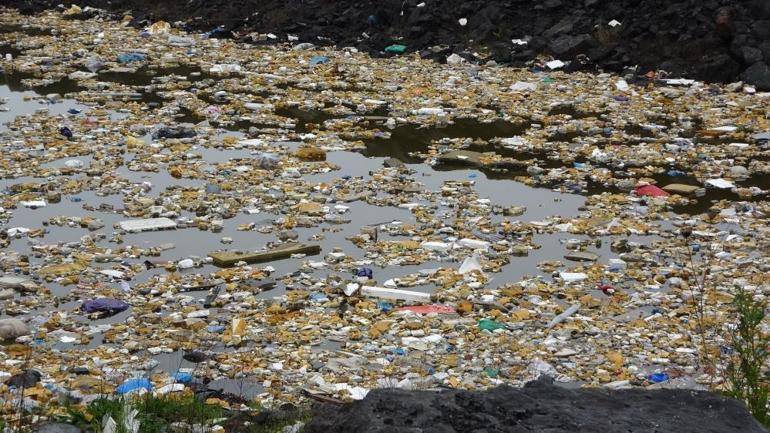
[223,407,311,433]
[678,228,716,372]
[725,287,770,427]
[247,413,310,433]
[86,394,223,433]
[53,400,93,429]
[87,396,125,424]
[247,400,265,412]
[141,392,223,429]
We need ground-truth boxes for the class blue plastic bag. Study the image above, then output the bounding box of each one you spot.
[310,56,329,65]
[173,372,193,383]
[117,52,146,64]
[310,292,329,302]
[116,378,152,394]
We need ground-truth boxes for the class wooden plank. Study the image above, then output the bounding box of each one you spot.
[209,242,321,267]
[662,183,704,197]
[300,388,345,404]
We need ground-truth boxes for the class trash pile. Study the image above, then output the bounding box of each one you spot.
[7,0,770,87]
[0,6,768,430]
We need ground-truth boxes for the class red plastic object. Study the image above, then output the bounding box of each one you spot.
[635,184,669,197]
[396,305,455,314]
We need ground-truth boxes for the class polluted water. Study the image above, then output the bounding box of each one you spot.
[0,6,769,427]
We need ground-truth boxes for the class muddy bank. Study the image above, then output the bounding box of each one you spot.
[305,380,768,433]
[6,0,770,87]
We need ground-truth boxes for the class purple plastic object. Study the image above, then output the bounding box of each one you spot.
[355,267,373,278]
[81,298,129,314]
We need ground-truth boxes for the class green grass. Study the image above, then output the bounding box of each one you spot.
[82,394,223,433]
[725,287,770,427]
[255,412,310,433]
[48,394,312,433]
[85,396,124,426]
[222,409,311,433]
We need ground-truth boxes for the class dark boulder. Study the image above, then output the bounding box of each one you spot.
[752,20,770,39]
[740,61,770,90]
[742,46,764,64]
[305,382,768,433]
[550,34,595,56]
[695,53,742,83]
[760,41,770,64]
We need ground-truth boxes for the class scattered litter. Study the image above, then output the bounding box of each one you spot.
[0,7,768,418]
